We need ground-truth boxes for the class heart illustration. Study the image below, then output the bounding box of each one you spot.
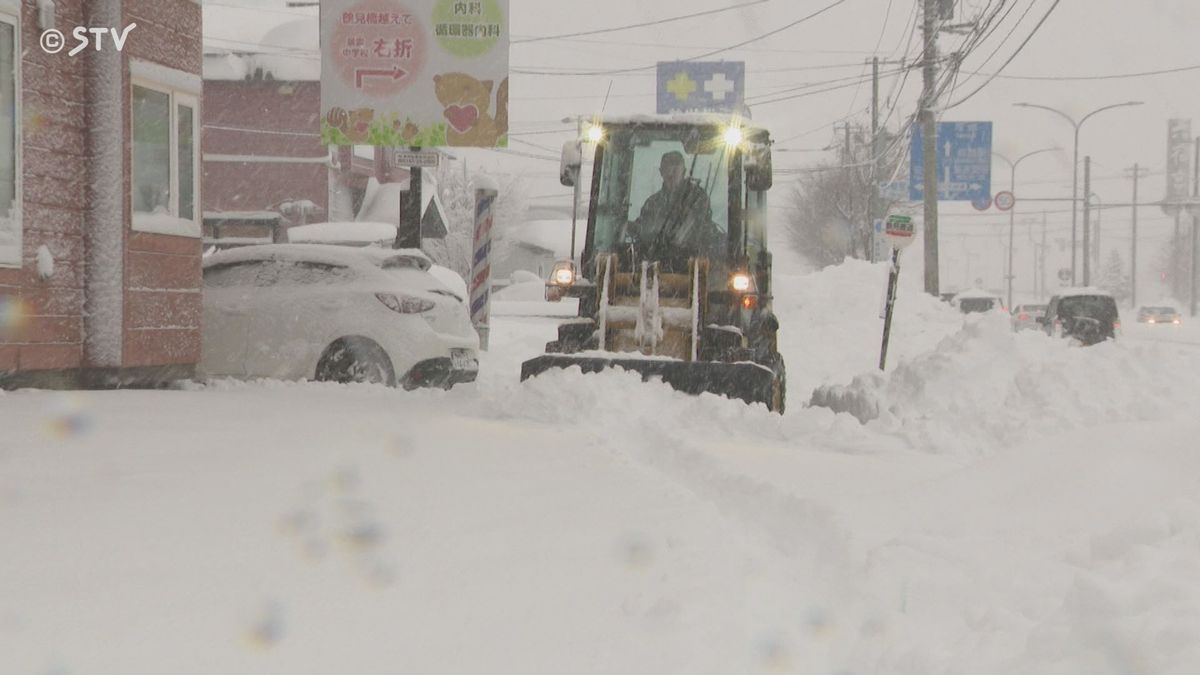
[444,104,479,133]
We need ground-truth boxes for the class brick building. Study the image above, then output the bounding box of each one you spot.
[0,0,204,387]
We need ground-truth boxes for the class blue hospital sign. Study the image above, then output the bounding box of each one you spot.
[656,62,745,115]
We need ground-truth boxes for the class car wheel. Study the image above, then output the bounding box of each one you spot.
[316,337,395,387]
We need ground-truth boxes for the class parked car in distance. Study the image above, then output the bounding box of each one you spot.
[952,289,1006,315]
[199,244,479,389]
[1011,304,1048,331]
[1040,288,1120,346]
[1136,305,1181,325]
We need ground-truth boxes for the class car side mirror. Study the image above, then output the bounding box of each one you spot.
[746,145,773,191]
[560,141,581,187]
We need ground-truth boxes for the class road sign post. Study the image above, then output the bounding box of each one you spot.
[909,121,993,202]
[879,214,916,371]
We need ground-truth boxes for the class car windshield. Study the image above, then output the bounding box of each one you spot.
[1059,296,1118,321]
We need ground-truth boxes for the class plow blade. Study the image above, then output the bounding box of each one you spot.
[520,354,783,411]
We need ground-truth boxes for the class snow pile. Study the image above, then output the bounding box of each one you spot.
[812,310,1200,453]
[772,258,964,395]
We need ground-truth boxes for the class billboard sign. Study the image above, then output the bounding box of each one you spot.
[1163,118,1192,215]
[909,121,992,202]
[656,62,745,115]
[321,0,509,148]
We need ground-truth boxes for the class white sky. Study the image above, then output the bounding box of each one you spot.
[204,0,1200,291]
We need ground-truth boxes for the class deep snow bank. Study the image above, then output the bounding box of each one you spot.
[811,310,1200,453]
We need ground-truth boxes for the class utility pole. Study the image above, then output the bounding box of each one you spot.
[1126,163,1148,308]
[869,56,880,263]
[1082,155,1092,285]
[920,0,940,295]
[1192,137,1199,317]
[1041,211,1048,299]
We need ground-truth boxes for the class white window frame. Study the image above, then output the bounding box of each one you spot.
[0,7,22,267]
[130,69,201,238]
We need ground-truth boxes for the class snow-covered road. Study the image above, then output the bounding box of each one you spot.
[3,260,1200,674]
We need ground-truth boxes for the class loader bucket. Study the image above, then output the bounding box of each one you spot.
[520,354,785,412]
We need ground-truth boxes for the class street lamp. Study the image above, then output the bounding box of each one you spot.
[1012,101,1143,285]
[993,146,1059,309]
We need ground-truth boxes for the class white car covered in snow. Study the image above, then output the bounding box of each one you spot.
[199,244,479,388]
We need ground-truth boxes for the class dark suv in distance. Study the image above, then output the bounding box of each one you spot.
[1040,289,1121,345]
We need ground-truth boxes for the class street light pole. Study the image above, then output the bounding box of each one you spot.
[1013,101,1143,285]
[993,146,1058,309]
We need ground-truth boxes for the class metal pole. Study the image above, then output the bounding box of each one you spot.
[1070,126,1079,285]
[1130,163,1140,308]
[1082,155,1091,285]
[921,0,940,295]
[1008,162,1016,308]
[1041,212,1047,299]
[569,117,582,261]
[870,56,880,263]
[395,146,423,249]
[879,248,901,370]
[1192,138,1199,317]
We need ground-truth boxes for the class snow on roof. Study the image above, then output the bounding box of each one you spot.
[203,243,431,271]
[504,219,586,261]
[203,210,281,221]
[590,113,769,136]
[1054,286,1114,298]
[203,5,319,81]
[952,289,1002,300]
[288,221,397,245]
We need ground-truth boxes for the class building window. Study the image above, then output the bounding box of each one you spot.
[0,11,19,266]
[131,81,199,237]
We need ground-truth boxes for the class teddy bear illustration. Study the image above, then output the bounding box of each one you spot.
[433,73,509,147]
[326,107,375,143]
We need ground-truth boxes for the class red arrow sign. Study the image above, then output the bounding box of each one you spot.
[355,67,408,89]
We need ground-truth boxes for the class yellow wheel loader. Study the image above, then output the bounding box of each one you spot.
[520,115,785,413]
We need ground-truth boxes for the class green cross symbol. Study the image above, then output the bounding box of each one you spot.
[666,72,697,102]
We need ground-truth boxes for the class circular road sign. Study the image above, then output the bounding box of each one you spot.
[972,195,992,211]
[884,213,916,249]
[1057,267,1071,282]
[994,191,1016,211]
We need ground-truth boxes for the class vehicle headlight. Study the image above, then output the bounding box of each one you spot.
[550,260,576,287]
[722,125,744,147]
[730,272,752,292]
[585,124,604,144]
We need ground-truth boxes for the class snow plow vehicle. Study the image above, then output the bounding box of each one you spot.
[520,115,786,412]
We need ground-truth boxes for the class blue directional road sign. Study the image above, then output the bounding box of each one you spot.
[656,62,745,115]
[909,121,992,202]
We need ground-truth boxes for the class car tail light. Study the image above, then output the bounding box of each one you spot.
[376,292,434,314]
[1018,313,1029,321]
[741,294,759,309]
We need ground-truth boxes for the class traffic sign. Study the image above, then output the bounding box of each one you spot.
[1057,267,1071,282]
[994,191,1015,211]
[656,62,745,114]
[388,148,440,168]
[972,195,992,211]
[884,213,915,249]
[909,121,993,202]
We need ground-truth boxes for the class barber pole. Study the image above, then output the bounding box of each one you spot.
[471,181,499,350]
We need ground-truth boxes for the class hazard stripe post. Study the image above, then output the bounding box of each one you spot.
[470,179,498,350]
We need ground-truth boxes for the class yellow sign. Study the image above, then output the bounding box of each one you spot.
[665,72,697,102]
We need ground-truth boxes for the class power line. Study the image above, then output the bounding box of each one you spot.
[512,0,773,44]
[511,0,851,76]
[945,0,1064,109]
[966,62,1200,81]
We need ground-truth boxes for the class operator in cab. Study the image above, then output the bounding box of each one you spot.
[626,150,722,265]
